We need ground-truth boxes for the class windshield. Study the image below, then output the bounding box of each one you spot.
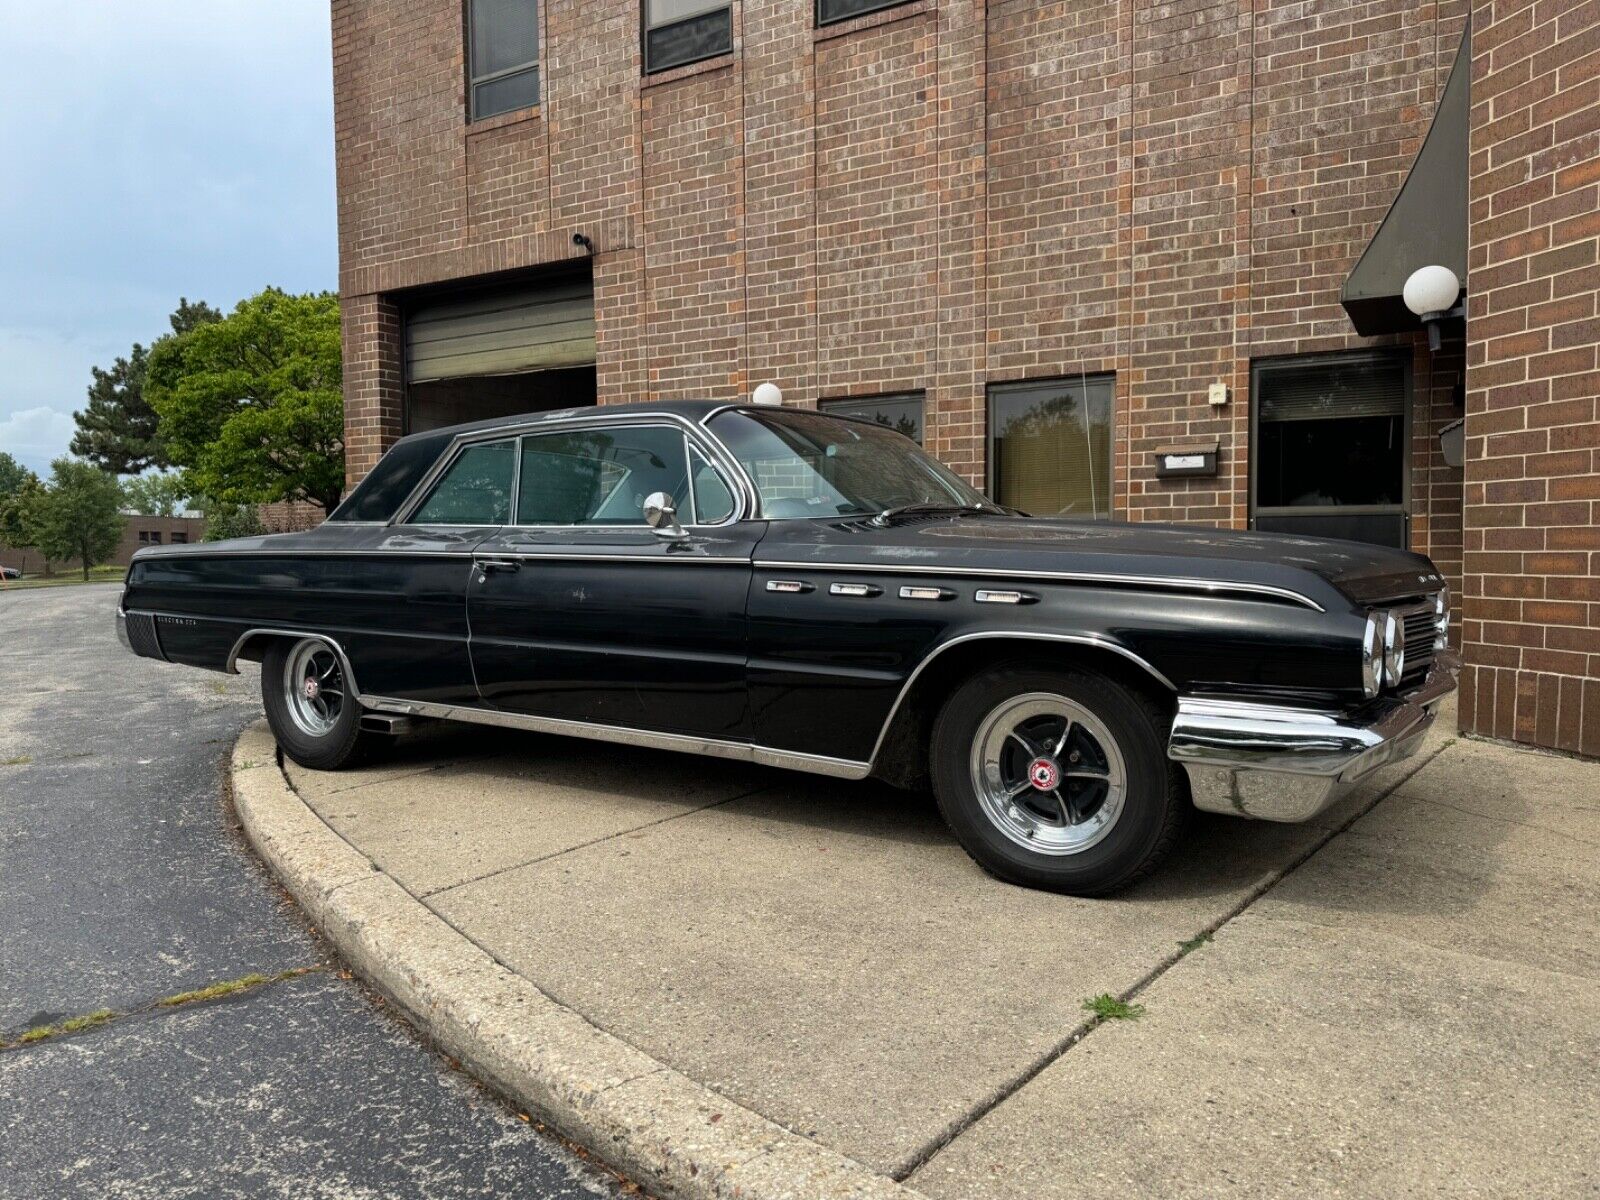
[708,409,988,519]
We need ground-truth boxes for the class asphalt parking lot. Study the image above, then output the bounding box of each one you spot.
[0,585,627,1199]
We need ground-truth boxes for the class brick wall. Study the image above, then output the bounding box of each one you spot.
[336,0,1474,484]
[1460,0,1600,754]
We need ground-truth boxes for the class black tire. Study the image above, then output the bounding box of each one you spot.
[930,663,1186,895]
[260,637,372,770]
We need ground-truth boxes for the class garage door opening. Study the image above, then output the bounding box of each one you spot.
[403,268,596,434]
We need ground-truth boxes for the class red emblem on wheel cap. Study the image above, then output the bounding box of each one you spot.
[1027,757,1061,791]
[303,676,320,700]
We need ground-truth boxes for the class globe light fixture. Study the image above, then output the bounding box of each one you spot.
[1403,265,1461,350]
[752,382,783,407]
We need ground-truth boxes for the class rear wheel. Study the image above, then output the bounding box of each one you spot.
[931,664,1185,895]
[261,638,372,770]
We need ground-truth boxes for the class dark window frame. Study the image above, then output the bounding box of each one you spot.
[466,0,541,122]
[819,391,925,444]
[986,374,1116,521]
[642,0,734,75]
[816,0,914,28]
[1249,349,1412,527]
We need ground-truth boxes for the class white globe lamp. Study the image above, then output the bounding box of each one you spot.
[751,382,783,407]
[1403,265,1460,350]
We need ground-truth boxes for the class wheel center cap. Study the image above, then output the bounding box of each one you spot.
[1027,757,1061,791]
[303,676,320,701]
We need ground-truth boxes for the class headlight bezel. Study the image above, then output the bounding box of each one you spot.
[1382,609,1406,687]
[1434,585,1450,651]
[1361,612,1384,698]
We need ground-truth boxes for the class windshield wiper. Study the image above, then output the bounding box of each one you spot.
[869,501,1001,527]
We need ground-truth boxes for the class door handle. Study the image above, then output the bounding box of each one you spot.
[476,558,521,576]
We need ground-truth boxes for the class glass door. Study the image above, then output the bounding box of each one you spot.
[1250,352,1410,548]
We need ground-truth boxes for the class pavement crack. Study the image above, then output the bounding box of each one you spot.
[420,784,780,898]
[891,737,1455,1183]
[1,965,327,1053]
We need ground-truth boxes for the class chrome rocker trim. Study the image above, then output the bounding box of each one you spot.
[361,695,872,780]
[1168,653,1459,823]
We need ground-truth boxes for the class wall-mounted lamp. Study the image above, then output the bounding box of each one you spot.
[572,232,596,256]
[751,382,783,407]
[1403,265,1461,351]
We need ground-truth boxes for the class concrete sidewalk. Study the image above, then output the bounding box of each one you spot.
[248,700,1599,1198]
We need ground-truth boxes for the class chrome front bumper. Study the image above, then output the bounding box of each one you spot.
[1168,654,1459,823]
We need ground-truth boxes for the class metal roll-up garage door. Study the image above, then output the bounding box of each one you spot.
[406,276,596,384]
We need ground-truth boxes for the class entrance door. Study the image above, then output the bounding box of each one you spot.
[1251,351,1411,548]
[466,419,759,740]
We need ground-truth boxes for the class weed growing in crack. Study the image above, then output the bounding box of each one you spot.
[1082,993,1145,1022]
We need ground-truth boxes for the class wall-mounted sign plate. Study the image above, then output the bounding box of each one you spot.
[1154,441,1220,478]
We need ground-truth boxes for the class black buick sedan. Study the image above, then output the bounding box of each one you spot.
[119,401,1456,895]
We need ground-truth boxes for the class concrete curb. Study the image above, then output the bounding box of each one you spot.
[231,721,930,1200]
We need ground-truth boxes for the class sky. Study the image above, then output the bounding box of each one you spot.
[0,2,337,476]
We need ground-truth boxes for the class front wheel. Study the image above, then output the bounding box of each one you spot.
[931,665,1186,895]
[261,638,372,770]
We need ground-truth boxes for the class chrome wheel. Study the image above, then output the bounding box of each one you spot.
[969,692,1127,856]
[283,639,346,738]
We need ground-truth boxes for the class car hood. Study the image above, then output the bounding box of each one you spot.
[759,515,1445,610]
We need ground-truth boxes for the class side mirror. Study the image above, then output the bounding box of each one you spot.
[642,491,687,539]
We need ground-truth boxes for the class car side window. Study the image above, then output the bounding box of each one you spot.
[688,444,735,524]
[516,425,693,526]
[409,439,515,525]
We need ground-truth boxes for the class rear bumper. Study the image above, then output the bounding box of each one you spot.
[1168,653,1459,822]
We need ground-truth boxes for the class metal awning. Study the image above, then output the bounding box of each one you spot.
[1341,23,1470,336]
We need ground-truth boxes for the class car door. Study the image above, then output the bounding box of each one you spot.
[336,436,517,705]
[466,419,759,740]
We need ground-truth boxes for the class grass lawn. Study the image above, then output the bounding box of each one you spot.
[0,564,127,591]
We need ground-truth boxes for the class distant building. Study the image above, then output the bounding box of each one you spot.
[0,515,206,578]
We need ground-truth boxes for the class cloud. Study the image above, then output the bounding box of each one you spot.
[0,407,78,476]
[0,1,337,473]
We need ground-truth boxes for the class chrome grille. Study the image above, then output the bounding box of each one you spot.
[1401,608,1436,689]
[124,611,166,661]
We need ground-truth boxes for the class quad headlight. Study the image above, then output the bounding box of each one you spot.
[1361,612,1384,698]
[1434,585,1450,650]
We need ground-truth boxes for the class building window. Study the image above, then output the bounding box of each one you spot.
[468,0,540,121]
[819,392,924,444]
[988,375,1114,520]
[171,532,188,545]
[817,0,913,27]
[1251,351,1410,548]
[137,530,164,545]
[644,1,732,74]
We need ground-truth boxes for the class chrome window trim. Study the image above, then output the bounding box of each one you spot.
[863,631,1178,770]
[359,694,870,780]
[753,559,1325,610]
[392,411,757,527]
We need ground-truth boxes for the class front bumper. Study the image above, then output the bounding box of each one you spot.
[1168,653,1459,822]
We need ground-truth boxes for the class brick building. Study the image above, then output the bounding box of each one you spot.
[332,0,1599,756]
[0,515,205,578]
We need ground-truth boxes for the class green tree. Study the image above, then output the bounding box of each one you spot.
[122,472,190,517]
[199,497,265,542]
[31,460,126,581]
[70,298,223,473]
[0,451,30,498]
[147,289,344,513]
[0,466,46,576]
